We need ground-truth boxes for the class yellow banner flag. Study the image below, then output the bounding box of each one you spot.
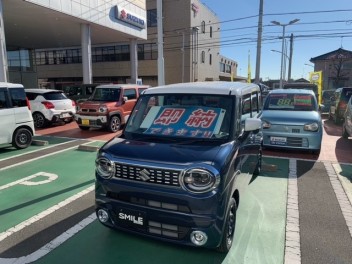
[247,51,251,83]
[309,71,323,105]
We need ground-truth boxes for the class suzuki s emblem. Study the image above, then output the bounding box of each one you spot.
[138,169,151,181]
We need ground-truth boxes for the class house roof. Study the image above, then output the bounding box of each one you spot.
[310,48,352,62]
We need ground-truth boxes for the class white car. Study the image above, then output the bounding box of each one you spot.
[25,89,76,128]
[0,82,34,149]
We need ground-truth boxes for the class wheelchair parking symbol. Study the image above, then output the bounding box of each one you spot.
[0,172,58,190]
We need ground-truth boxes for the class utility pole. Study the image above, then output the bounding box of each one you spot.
[157,0,165,86]
[255,0,263,83]
[288,33,293,81]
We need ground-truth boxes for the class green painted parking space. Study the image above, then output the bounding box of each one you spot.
[0,136,76,160]
[0,148,97,233]
[35,157,289,264]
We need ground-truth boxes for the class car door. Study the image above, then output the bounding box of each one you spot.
[0,88,15,144]
[122,88,138,122]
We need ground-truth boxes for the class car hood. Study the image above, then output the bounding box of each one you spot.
[260,110,321,125]
[100,137,235,168]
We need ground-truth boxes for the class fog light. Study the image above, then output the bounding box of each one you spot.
[190,231,208,246]
[97,209,109,223]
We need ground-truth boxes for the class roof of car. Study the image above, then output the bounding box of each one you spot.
[0,82,24,88]
[270,89,316,95]
[96,84,150,89]
[25,88,63,93]
[143,81,260,96]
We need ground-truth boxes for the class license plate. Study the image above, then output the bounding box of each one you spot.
[270,136,287,145]
[116,207,146,229]
[60,113,70,118]
[82,119,89,125]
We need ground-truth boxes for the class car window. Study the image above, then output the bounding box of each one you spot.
[264,93,316,111]
[91,88,121,101]
[341,89,352,101]
[42,91,68,100]
[9,88,27,107]
[0,90,8,109]
[123,89,137,100]
[125,94,233,140]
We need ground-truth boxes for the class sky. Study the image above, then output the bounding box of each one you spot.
[200,0,352,81]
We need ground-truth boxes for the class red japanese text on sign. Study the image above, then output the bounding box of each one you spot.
[185,109,217,128]
[154,108,185,125]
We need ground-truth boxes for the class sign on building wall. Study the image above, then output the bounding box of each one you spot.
[115,6,146,29]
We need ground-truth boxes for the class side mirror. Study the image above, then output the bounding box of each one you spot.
[244,117,262,132]
[123,96,128,102]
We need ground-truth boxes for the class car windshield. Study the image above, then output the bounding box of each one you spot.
[264,93,317,111]
[43,92,68,100]
[91,87,121,101]
[341,89,352,101]
[124,94,234,141]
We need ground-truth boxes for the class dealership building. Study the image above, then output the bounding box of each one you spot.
[2,0,238,88]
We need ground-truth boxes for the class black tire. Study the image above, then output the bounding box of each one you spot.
[12,128,33,149]
[217,198,237,253]
[78,126,90,131]
[342,123,349,139]
[33,112,47,128]
[108,116,121,133]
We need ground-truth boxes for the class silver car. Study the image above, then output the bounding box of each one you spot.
[342,96,352,138]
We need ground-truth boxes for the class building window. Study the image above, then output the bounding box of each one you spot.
[201,51,205,63]
[201,21,205,33]
[210,26,213,38]
[147,9,157,27]
[209,54,212,65]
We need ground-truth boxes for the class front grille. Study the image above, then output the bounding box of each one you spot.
[106,192,191,213]
[81,109,96,113]
[287,137,304,147]
[148,221,189,239]
[292,128,300,133]
[114,163,181,187]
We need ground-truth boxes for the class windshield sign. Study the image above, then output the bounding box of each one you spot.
[265,93,316,111]
[142,106,225,138]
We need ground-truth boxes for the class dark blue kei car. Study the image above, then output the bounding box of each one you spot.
[95,82,263,252]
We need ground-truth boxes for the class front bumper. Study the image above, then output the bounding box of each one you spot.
[75,114,108,128]
[95,177,227,248]
[262,129,322,150]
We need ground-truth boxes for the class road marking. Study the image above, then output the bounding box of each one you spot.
[0,140,80,162]
[0,213,97,264]
[325,163,352,237]
[0,146,76,172]
[0,172,58,191]
[0,185,94,242]
[284,158,301,264]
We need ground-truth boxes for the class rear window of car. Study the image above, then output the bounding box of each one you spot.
[341,88,352,101]
[9,88,27,107]
[43,92,68,100]
[264,93,317,111]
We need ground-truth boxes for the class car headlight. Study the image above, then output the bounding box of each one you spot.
[182,168,219,193]
[262,120,271,129]
[304,122,319,132]
[99,105,108,113]
[95,157,115,179]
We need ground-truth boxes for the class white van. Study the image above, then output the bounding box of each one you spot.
[0,82,35,149]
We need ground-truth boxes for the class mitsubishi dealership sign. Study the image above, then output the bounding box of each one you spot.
[115,6,145,29]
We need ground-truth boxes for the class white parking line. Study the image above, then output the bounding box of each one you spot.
[0,213,97,264]
[325,163,352,238]
[284,158,301,264]
[0,185,94,242]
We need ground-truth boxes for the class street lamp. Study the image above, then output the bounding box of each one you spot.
[271,49,289,81]
[305,63,314,68]
[271,19,300,88]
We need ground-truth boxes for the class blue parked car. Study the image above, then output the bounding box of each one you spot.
[94,82,263,252]
[260,89,322,154]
